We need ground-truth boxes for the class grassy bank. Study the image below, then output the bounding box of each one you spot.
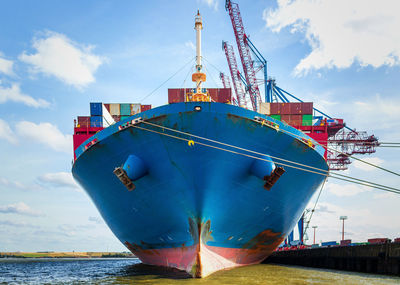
[0,252,135,258]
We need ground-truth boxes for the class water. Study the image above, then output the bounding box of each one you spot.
[0,258,399,284]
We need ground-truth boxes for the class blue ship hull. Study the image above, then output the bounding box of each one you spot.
[72,102,328,277]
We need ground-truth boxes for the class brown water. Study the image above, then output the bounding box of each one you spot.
[1,258,399,284]
[107,262,400,285]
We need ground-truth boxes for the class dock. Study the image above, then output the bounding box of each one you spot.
[263,242,400,276]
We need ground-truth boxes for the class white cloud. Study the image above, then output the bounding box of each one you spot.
[0,202,44,217]
[264,0,400,75]
[38,172,80,190]
[15,121,72,153]
[199,0,218,11]
[185,41,196,51]
[336,94,400,134]
[0,83,50,108]
[0,119,17,144]
[353,157,384,172]
[19,31,104,89]
[326,182,368,197]
[0,52,14,76]
[88,216,104,224]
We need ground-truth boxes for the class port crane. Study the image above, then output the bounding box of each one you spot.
[223,0,379,171]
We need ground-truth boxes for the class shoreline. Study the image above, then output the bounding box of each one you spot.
[0,252,135,259]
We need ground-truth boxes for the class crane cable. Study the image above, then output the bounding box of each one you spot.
[128,123,400,194]
[140,120,400,192]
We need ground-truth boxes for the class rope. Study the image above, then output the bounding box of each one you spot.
[139,57,195,102]
[140,121,400,193]
[304,177,327,234]
[128,124,400,194]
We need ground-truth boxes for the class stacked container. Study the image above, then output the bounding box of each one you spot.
[267,102,313,126]
[168,88,232,104]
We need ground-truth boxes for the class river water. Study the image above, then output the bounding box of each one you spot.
[0,258,398,284]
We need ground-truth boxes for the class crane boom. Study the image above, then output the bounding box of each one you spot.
[222,41,247,107]
[225,0,262,111]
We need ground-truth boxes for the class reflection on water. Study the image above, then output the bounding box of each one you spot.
[0,258,399,285]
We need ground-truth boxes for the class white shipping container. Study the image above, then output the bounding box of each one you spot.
[110,103,120,115]
[102,104,116,127]
[130,104,141,115]
[259,102,270,115]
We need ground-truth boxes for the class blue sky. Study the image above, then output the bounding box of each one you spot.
[0,0,399,251]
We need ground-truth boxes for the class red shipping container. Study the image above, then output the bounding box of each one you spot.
[281,115,291,124]
[141,104,152,112]
[394,238,400,243]
[290,114,302,126]
[368,238,389,244]
[301,102,313,114]
[280,103,291,114]
[168,89,185,103]
[77,116,90,127]
[340,239,351,246]
[217,88,232,103]
[270,103,281,114]
[104,104,110,112]
[291,102,302,114]
[208,89,218,102]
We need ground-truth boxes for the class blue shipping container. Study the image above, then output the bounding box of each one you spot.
[90,116,103,127]
[90,102,102,116]
[321,241,337,247]
[120,104,131,116]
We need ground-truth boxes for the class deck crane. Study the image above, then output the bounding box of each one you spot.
[225,0,262,111]
[222,41,247,108]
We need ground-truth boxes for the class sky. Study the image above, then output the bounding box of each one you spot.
[0,0,399,252]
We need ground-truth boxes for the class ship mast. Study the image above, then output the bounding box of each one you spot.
[189,10,210,102]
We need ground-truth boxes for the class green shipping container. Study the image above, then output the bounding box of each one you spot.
[302,114,313,126]
[120,104,131,116]
[120,115,130,121]
[270,114,281,121]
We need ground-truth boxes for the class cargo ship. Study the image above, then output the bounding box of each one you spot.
[71,11,360,277]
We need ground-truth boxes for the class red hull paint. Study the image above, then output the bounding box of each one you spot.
[125,230,284,277]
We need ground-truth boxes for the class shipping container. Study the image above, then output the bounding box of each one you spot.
[280,103,291,114]
[130,103,141,115]
[290,102,302,114]
[208,89,218,102]
[394,238,400,243]
[120,115,130,121]
[77,116,90,127]
[259,102,270,115]
[110,104,120,116]
[340,239,352,246]
[104,104,110,112]
[120,104,131,116]
[270,103,280,114]
[90,102,102,116]
[217,88,232,103]
[141,104,152,112]
[90,116,103,127]
[302,114,313,126]
[102,104,115,127]
[368,238,389,244]
[321,241,338,247]
[301,102,313,114]
[168,89,185,103]
[270,114,281,121]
